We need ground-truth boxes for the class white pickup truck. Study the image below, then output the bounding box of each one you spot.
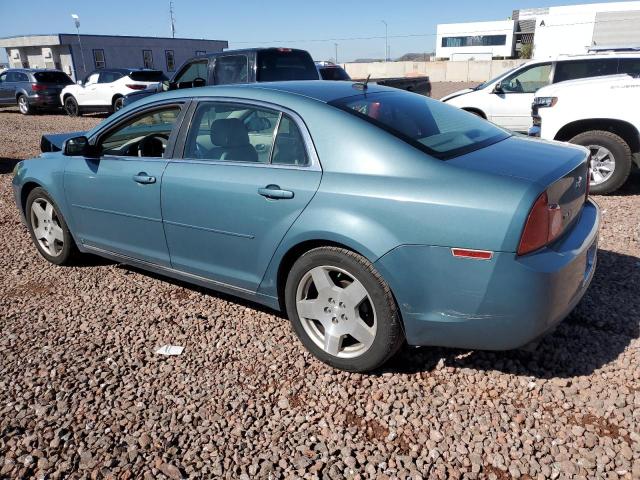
[529,74,640,194]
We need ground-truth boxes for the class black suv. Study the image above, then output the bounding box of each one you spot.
[124,48,320,106]
[0,69,73,114]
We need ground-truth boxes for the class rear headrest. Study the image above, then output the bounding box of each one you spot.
[210,118,250,147]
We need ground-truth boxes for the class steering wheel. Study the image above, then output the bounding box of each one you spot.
[514,78,523,93]
[137,134,169,157]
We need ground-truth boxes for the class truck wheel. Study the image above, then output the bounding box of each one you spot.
[569,130,632,195]
[64,96,80,117]
[17,95,32,115]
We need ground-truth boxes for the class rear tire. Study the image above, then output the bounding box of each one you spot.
[17,95,31,115]
[285,247,404,372]
[569,130,632,195]
[64,95,80,117]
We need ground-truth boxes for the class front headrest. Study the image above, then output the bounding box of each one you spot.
[210,118,250,147]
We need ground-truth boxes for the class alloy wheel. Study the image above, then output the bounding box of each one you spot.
[30,198,64,257]
[295,265,377,358]
[588,145,616,186]
[18,96,28,114]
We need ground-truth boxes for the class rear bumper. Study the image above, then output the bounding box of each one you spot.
[29,93,62,108]
[374,200,600,350]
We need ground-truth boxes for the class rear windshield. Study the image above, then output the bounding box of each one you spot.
[330,91,510,159]
[129,71,167,82]
[33,71,73,84]
[256,50,319,82]
[320,67,351,81]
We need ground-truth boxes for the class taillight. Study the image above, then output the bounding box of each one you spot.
[585,160,591,201]
[517,192,564,256]
[31,83,46,92]
[126,84,147,90]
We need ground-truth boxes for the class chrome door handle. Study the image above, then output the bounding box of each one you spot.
[258,184,294,199]
[133,173,156,184]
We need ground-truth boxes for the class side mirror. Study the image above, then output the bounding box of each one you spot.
[63,136,96,157]
[160,80,171,92]
[493,82,504,94]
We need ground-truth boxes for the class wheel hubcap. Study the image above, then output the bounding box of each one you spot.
[588,145,615,186]
[296,265,377,358]
[30,198,64,257]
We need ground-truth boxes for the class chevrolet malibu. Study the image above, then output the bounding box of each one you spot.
[13,81,600,372]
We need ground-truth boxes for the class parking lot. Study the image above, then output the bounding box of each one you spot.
[0,82,638,479]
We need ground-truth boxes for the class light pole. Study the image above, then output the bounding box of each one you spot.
[334,43,338,64]
[381,20,388,62]
[71,14,86,79]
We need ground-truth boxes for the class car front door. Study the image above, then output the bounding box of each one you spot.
[78,72,100,105]
[64,102,187,265]
[161,100,322,291]
[487,62,552,132]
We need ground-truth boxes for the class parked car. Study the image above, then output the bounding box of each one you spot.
[60,68,167,116]
[441,53,640,132]
[529,73,640,194]
[316,61,352,80]
[123,48,320,106]
[14,81,599,372]
[0,68,73,114]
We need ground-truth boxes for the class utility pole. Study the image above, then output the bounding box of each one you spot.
[381,20,388,62]
[169,1,176,38]
[334,43,338,64]
[71,14,86,78]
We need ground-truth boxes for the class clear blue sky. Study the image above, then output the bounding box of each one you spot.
[0,0,626,63]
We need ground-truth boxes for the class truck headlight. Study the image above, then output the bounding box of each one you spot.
[533,96,558,108]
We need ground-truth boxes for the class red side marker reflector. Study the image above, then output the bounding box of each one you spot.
[451,248,493,260]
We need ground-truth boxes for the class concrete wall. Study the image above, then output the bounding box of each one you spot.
[343,59,527,83]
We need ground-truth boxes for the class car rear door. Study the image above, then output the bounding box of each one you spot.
[0,72,11,105]
[64,101,188,265]
[161,99,322,291]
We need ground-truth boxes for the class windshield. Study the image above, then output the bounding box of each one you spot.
[474,66,520,90]
[256,49,319,81]
[330,91,510,159]
[319,67,351,81]
[33,71,73,84]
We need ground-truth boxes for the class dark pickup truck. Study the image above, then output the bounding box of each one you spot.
[315,61,431,97]
[124,47,320,106]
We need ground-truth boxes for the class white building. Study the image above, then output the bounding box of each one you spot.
[436,1,640,61]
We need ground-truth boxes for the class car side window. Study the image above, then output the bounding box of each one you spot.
[17,73,29,82]
[501,63,551,93]
[99,71,122,83]
[5,72,18,82]
[99,106,182,158]
[184,102,279,163]
[85,73,99,85]
[272,115,310,166]
[214,55,249,85]
[554,59,618,83]
[618,58,640,76]
[174,61,208,88]
[0,72,6,83]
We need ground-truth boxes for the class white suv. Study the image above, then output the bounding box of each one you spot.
[441,53,640,132]
[529,74,640,194]
[60,69,167,116]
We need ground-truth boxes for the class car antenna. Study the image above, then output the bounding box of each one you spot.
[353,74,371,91]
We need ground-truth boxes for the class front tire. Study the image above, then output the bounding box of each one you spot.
[112,96,124,112]
[26,187,78,265]
[569,130,632,195]
[64,95,80,117]
[17,95,31,115]
[285,247,404,372]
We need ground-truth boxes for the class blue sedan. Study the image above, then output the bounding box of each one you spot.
[12,81,599,372]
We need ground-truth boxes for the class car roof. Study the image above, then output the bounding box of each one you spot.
[4,68,64,74]
[524,52,640,65]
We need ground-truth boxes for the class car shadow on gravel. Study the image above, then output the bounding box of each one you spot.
[382,249,639,379]
[609,170,640,196]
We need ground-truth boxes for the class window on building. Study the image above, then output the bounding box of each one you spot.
[142,50,154,69]
[554,59,618,83]
[214,55,249,85]
[165,50,176,71]
[441,35,507,48]
[195,50,206,56]
[93,49,106,69]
